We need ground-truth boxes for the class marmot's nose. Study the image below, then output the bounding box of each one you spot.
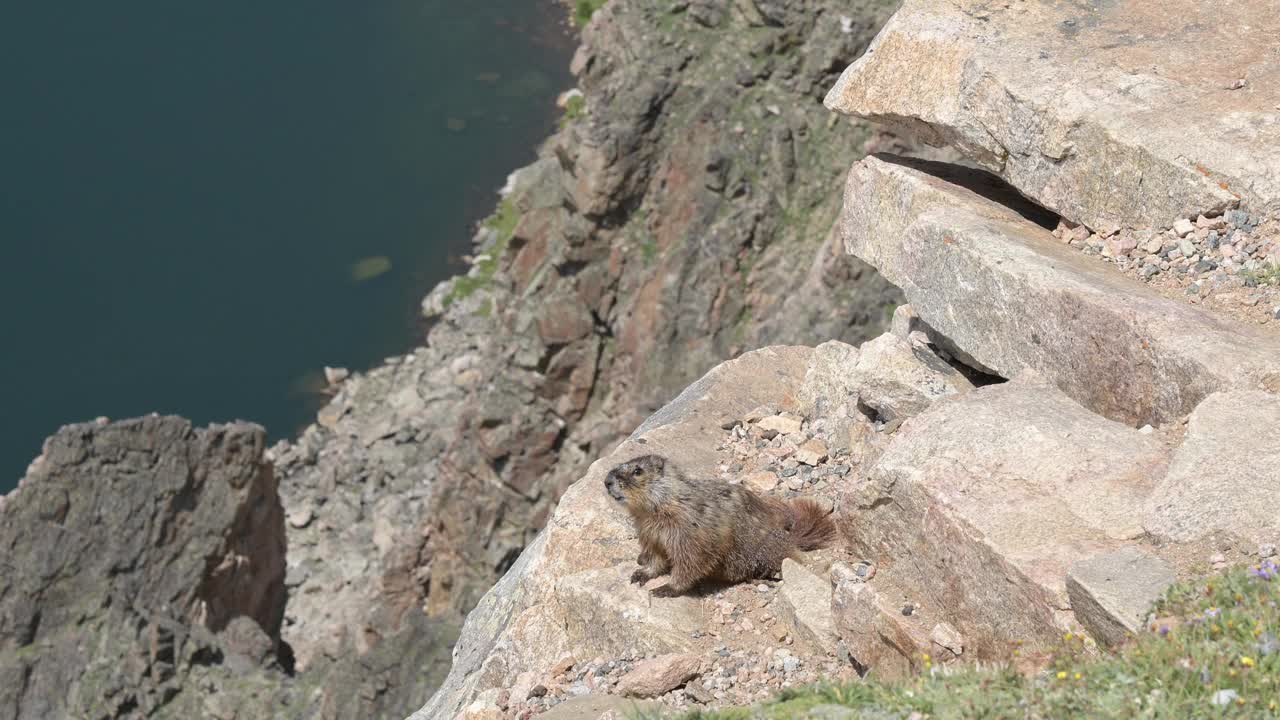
[603,473,624,501]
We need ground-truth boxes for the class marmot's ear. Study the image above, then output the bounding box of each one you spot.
[651,455,665,472]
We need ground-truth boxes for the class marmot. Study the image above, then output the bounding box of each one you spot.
[604,454,835,597]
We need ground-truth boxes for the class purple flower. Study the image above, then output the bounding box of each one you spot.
[1205,607,1221,618]
[1251,560,1278,581]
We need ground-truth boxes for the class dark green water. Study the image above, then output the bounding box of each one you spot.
[1,2,574,491]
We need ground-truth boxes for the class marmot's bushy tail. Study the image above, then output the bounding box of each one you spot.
[786,498,836,551]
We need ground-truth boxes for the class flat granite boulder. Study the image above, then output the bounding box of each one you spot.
[838,155,1280,427]
[840,373,1170,656]
[825,0,1280,232]
[798,335,972,423]
[778,558,839,653]
[1066,547,1176,649]
[412,346,815,720]
[1145,390,1280,547]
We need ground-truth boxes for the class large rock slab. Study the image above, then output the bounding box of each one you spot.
[777,559,838,653]
[839,373,1170,656]
[831,581,930,680]
[838,155,1280,426]
[1066,547,1176,649]
[1145,391,1280,546]
[825,0,1280,232]
[847,333,974,423]
[799,336,972,423]
[412,346,814,720]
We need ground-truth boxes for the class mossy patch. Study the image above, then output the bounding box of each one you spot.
[640,235,659,265]
[1241,262,1280,287]
[443,198,520,308]
[573,0,608,28]
[560,94,586,128]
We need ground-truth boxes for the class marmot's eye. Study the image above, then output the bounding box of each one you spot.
[632,467,643,477]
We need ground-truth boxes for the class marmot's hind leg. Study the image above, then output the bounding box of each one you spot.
[649,534,708,597]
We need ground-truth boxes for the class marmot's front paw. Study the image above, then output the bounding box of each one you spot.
[649,585,681,598]
[629,569,651,585]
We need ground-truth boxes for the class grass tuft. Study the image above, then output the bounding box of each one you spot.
[1240,262,1280,287]
[573,0,608,28]
[560,94,586,128]
[443,198,519,308]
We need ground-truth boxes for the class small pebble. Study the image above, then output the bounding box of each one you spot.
[1211,689,1239,707]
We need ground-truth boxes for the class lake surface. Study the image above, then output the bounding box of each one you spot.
[1,1,574,491]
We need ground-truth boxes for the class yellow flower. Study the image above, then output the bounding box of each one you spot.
[1074,672,1082,681]
[1057,671,1068,680]
[1241,656,1256,668]
[1229,669,1238,677]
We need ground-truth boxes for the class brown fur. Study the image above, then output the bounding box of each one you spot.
[603,454,835,596]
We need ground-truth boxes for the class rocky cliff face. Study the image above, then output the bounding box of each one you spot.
[269,0,908,713]
[416,2,1280,719]
[0,417,457,720]
[1,1,914,718]
[0,417,289,719]
[12,2,1273,718]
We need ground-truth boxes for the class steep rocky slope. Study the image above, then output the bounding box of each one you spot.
[0,417,456,720]
[1,2,913,718]
[415,2,1280,719]
[269,0,908,712]
[0,418,291,719]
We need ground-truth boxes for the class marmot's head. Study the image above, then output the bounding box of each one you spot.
[604,454,666,507]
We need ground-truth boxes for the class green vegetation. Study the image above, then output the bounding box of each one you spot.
[732,305,754,346]
[881,302,899,327]
[640,235,659,265]
[1240,262,1280,287]
[443,198,520,308]
[560,94,586,128]
[674,564,1279,719]
[573,0,608,28]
